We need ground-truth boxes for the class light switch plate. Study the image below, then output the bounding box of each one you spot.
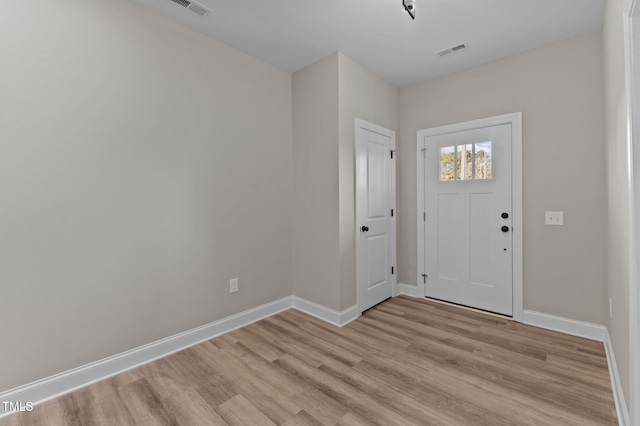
[545,211,563,226]
[230,278,239,293]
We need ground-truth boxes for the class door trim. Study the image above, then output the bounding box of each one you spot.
[416,112,523,321]
[624,0,639,423]
[355,118,397,315]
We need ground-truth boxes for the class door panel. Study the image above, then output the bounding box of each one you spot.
[469,193,495,287]
[367,234,388,289]
[437,193,464,281]
[356,121,395,313]
[367,145,387,219]
[424,124,513,316]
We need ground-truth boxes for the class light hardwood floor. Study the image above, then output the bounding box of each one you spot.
[0,296,618,425]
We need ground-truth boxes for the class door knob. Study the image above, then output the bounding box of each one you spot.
[361,226,369,232]
[501,226,510,232]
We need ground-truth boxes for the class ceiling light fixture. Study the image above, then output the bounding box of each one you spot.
[403,0,415,19]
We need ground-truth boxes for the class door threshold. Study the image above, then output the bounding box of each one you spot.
[424,297,512,320]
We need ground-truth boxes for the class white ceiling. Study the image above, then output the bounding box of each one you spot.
[133,0,604,88]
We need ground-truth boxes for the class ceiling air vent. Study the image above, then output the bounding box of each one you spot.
[435,42,469,59]
[170,0,211,17]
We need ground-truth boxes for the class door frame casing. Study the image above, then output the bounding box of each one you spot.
[416,112,523,321]
[623,0,639,422]
[355,118,397,315]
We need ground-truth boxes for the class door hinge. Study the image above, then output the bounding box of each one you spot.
[391,209,394,217]
[390,149,395,159]
[391,266,394,275]
[423,212,426,221]
[421,273,428,283]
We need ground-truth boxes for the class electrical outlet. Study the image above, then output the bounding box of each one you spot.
[545,211,564,226]
[230,278,238,294]
[609,298,613,318]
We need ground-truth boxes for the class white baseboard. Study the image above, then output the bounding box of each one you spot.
[396,283,421,298]
[292,296,359,327]
[0,295,362,419]
[522,310,606,341]
[604,329,631,426]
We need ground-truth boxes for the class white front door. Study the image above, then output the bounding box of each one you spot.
[355,119,396,313]
[422,122,513,316]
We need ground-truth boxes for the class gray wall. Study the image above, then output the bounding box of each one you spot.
[292,54,341,310]
[603,0,631,404]
[398,31,607,324]
[338,53,399,310]
[0,0,293,392]
[292,53,399,311]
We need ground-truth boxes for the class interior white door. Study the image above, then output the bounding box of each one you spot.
[356,119,395,313]
[423,123,513,315]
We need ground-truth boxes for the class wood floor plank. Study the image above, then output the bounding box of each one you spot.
[335,412,373,426]
[192,342,302,424]
[116,378,177,426]
[136,357,194,403]
[161,386,228,425]
[281,410,324,426]
[217,347,301,424]
[261,317,363,367]
[215,394,277,426]
[273,354,427,426]
[56,393,85,426]
[0,297,618,426]
[318,356,479,425]
[163,348,237,408]
[227,326,286,362]
[286,388,349,425]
